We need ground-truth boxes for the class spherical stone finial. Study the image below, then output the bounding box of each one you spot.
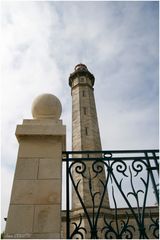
[32,93,62,119]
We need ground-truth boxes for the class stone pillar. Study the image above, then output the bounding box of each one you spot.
[4,94,66,239]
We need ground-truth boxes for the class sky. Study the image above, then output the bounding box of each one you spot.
[1,0,159,231]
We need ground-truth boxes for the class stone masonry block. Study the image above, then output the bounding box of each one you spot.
[5,205,34,234]
[33,205,61,234]
[15,158,38,180]
[38,158,61,179]
[18,136,62,158]
[11,179,61,204]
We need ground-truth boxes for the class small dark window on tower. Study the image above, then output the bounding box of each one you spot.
[82,90,85,97]
[83,107,87,115]
[85,127,88,136]
[80,77,85,82]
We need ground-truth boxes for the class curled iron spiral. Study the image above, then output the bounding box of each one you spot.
[70,160,87,178]
[111,159,128,177]
[132,159,148,177]
[70,214,87,239]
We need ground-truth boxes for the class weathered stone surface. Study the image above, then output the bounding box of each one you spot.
[33,205,61,234]
[38,158,61,179]
[11,179,61,204]
[31,93,62,119]
[5,205,34,234]
[16,124,66,137]
[15,158,39,180]
[17,136,62,158]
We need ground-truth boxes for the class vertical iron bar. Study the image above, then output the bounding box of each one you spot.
[152,151,159,174]
[145,152,159,204]
[66,153,70,239]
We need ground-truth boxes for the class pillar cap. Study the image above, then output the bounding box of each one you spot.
[32,93,62,119]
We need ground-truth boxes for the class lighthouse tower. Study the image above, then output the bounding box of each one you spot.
[69,63,102,152]
[69,64,109,237]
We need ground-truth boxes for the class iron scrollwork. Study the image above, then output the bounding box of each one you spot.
[68,159,110,239]
[149,214,159,239]
[62,150,159,239]
[70,214,87,239]
[102,186,135,239]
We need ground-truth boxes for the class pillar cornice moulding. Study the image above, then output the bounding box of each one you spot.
[15,119,66,150]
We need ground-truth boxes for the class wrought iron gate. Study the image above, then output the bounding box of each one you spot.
[62,150,159,239]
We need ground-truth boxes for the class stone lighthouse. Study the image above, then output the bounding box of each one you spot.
[69,64,110,238]
[69,63,102,152]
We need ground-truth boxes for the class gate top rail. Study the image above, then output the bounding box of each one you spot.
[62,149,159,154]
[62,149,159,161]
